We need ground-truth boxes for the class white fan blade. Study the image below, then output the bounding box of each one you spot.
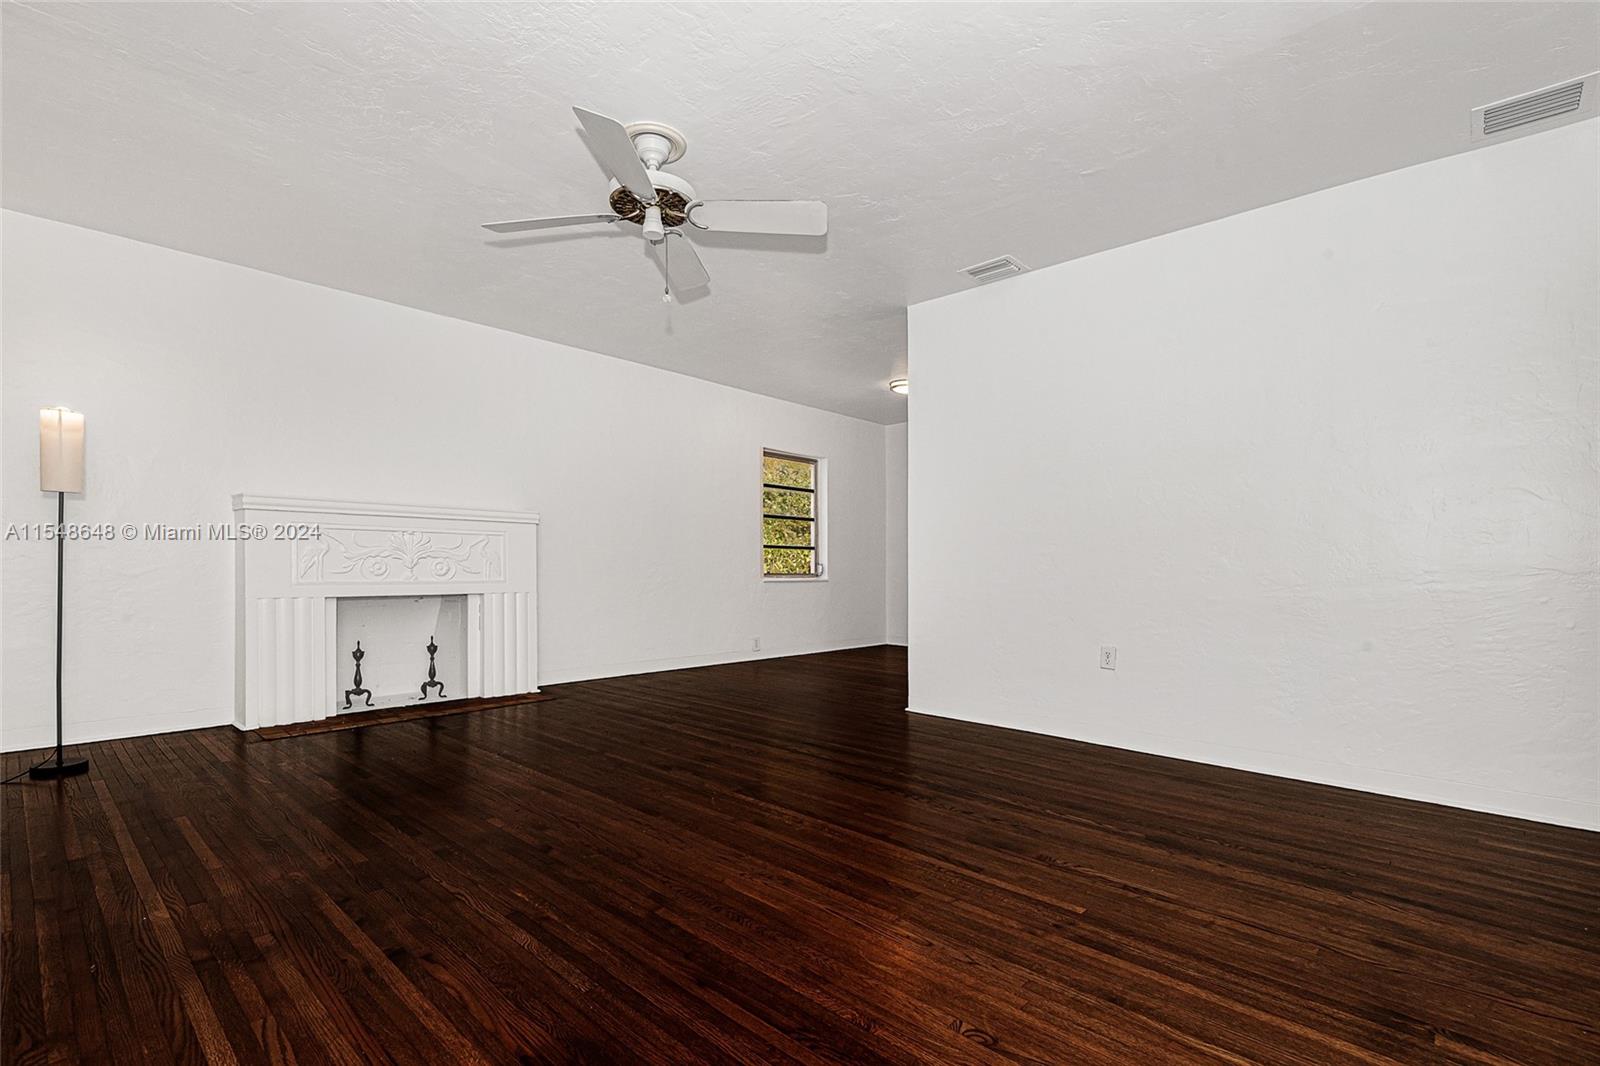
[650,232,710,292]
[482,214,618,233]
[688,199,826,236]
[573,107,657,202]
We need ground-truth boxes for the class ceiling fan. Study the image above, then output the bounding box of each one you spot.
[483,107,827,300]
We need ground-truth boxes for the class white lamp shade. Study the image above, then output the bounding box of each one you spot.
[39,407,85,493]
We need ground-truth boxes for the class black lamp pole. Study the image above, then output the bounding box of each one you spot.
[30,490,88,780]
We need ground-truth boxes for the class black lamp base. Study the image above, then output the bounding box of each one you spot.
[29,757,89,780]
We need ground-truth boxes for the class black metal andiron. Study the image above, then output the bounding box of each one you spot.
[420,635,445,700]
[343,641,373,709]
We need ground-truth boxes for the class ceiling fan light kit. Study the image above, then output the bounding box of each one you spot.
[484,106,827,301]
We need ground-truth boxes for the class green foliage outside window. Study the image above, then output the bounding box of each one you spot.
[762,453,817,575]
[763,547,814,575]
[763,455,813,488]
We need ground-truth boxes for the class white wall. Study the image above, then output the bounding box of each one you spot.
[884,421,908,645]
[908,120,1599,830]
[1,211,890,750]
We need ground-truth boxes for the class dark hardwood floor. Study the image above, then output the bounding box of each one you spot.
[3,646,1596,1064]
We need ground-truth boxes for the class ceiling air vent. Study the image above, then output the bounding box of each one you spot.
[960,255,1028,285]
[1472,72,1597,141]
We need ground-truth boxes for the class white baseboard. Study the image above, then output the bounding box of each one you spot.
[1,640,899,752]
[538,638,891,687]
[2,708,231,755]
[906,707,1599,832]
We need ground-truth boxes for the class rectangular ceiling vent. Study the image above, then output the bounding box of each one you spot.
[960,255,1028,285]
[1472,72,1597,141]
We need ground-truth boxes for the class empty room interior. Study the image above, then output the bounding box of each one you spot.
[2,3,1597,1063]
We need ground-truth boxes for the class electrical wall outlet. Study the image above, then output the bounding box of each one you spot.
[1100,645,1117,670]
[752,636,762,652]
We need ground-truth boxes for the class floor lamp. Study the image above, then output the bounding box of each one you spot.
[31,407,89,780]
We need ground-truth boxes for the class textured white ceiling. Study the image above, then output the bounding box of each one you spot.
[3,2,1595,423]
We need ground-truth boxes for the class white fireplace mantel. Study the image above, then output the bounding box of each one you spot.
[232,494,539,730]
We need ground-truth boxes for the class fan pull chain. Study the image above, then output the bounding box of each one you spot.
[662,236,672,303]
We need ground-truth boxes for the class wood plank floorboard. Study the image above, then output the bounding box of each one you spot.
[248,693,557,741]
[3,646,1596,1064]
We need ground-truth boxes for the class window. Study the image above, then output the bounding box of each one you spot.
[762,451,821,577]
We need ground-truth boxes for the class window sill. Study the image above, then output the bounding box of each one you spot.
[763,575,828,583]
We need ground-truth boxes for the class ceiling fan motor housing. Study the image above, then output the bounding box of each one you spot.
[608,170,696,232]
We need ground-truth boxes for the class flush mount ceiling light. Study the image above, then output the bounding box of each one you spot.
[888,379,909,395]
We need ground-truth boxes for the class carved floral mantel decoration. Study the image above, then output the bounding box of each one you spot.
[293,528,505,584]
